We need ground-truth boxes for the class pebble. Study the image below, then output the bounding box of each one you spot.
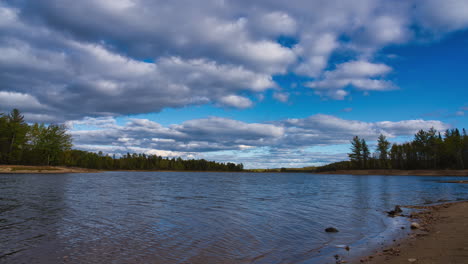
[408,258,417,262]
[411,222,421,229]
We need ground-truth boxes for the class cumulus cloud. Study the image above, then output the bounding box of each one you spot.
[415,0,468,32]
[218,95,253,108]
[0,0,467,121]
[273,92,289,103]
[305,60,396,99]
[0,91,47,112]
[254,11,297,36]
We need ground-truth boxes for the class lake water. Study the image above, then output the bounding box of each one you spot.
[1,172,468,263]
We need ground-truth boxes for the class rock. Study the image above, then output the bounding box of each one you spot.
[408,258,417,262]
[387,205,403,217]
[394,205,403,213]
[325,227,339,232]
[410,222,420,229]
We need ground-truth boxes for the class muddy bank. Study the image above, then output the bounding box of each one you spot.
[0,165,100,174]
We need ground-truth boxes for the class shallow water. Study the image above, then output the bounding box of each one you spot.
[1,172,468,263]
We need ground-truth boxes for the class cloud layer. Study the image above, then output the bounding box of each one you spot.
[68,114,449,168]
[1,1,468,121]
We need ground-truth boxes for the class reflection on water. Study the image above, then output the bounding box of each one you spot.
[1,172,468,263]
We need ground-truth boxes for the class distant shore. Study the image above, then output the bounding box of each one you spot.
[0,166,243,174]
[0,165,100,174]
[317,169,468,176]
[4,166,468,176]
[357,201,468,264]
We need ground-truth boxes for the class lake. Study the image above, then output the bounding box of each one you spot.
[1,172,468,263]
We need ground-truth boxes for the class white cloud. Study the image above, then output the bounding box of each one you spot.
[294,33,338,77]
[415,0,468,32]
[376,119,448,136]
[305,60,396,99]
[219,95,253,108]
[333,60,392,78]
[255,11,297,36]
[0,91,47,111]
[273,92,289,103]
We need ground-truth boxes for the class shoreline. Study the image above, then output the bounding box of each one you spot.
[0,165,100,174]
[0,165,243,174]
[3,166,468,176]
[354,201,468,264]
[317,169,468,176]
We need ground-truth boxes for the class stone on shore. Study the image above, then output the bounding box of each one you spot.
[410,222,420,229]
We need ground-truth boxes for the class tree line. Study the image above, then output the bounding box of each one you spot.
[0,109,243,171]
[317,128,468,171]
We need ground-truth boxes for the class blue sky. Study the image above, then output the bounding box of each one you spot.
[0,0,467,168]
[126,29,468,126]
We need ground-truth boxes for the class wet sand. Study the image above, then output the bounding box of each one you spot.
[359,201,468,264]
[0,165,100,173]
[318,169,468,176]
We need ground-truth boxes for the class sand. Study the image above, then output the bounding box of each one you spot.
[318,169,468,176]
[357,201,468,264]
[0,165,100,174]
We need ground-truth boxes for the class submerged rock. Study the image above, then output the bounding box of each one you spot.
[387,205,403,217]
[394,205,403,213]
[325,227,339,233]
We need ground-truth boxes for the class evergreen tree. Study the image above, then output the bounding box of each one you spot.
[0,114,9,163]
[5,109,29,164]
[376,134,390,168]
[361,139,370,169]
[348,136,362,169]
[321,127,468,172]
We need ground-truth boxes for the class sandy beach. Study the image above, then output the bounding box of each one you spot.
[357,201,468,264]
[0,165,100,174]
[318,169,468,177]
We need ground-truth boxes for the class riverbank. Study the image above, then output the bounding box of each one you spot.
[318,169,468,176]
[356,201,468,264]
[0,165,100,174]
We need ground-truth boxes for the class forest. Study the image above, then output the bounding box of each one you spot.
[0,109,243,171]
[317,128,468,172]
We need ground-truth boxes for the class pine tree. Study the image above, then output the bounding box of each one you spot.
[6,109,28,164]
[361,139,370,169]
[376,134,391,168]
[348,136,362,169]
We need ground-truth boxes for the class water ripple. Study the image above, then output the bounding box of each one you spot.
[1,172,468,263]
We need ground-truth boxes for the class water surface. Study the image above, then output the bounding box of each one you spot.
[1,172,468,263]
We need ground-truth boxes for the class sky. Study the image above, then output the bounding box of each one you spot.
[0,0,467,168]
